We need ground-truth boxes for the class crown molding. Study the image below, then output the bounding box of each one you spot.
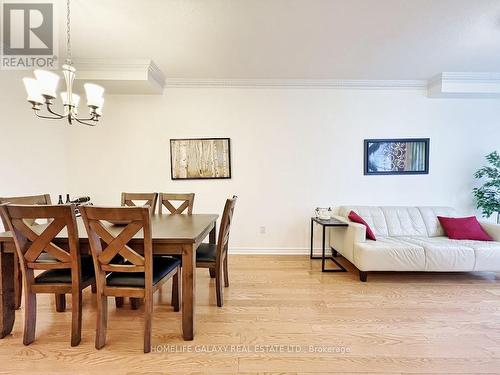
[64,61,500,97]
[434,72,500,82]
[72,58,165,94]
[428,72,500,98]
[164,78,427,89]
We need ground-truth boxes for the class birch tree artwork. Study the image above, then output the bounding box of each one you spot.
[170,138,231,179]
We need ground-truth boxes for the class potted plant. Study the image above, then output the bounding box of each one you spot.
[473,151,500,224]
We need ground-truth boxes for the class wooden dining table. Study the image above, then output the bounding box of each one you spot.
[0,213,218,341]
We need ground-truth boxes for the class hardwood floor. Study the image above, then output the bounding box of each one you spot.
[0,255,499,374]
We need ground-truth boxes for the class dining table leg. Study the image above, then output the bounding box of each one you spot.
[209,224,216,244]
[181,243,196,340]
[0,244,15,338]
[208,222,217,278]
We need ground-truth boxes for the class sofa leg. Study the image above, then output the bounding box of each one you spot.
[359,271,367,282]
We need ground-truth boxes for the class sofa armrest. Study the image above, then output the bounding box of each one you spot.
[329,215,366,263]
[480,221,500,241]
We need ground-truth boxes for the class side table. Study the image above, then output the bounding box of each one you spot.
[310,217,348,272]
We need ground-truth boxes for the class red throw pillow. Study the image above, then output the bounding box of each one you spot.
[437,216,493,241]
[348,211,376,241]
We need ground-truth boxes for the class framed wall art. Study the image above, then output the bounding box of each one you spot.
[364,138,430,175]
[170,138,232,180]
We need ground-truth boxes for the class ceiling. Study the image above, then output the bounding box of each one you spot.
[65,0,500,80]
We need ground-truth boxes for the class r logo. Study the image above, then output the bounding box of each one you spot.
[2,3,53,55]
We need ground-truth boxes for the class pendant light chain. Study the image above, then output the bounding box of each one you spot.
[66,0,72,65]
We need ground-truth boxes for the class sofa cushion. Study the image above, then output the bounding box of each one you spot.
[438,216,493,241]
[338,206,389,236]
[348,211,376,241]
[381,207,427,237]
[417,207,457,237]
[399,236,475,271]
[353,237,425,271]
[472,242,500,271]
[449,240,500,271]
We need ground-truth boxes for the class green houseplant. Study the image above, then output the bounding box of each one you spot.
[473,151,500,224]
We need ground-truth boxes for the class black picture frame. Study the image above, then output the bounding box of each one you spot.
[364,138,430,175]
[170,137,232,180]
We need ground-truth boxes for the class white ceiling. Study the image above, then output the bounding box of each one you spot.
[66,0,500,80]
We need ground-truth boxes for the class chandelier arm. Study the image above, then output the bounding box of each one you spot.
[34,111,66,120]
[44,103,65,118]
[73,117,98,126]
[73,113,99,122]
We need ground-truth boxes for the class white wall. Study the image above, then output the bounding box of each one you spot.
[62,87,500,253]
[0,72,67,231]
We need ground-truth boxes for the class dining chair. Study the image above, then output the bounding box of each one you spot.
[0,204,95,346]
[121,192,158,213]
[158,193,195,215]
[119,192,159,310]
[0,194,52,310]
[196,196,237,307]
[80,205,181,353]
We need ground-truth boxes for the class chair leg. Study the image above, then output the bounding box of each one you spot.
[143,295,153,353]
[71,290,83,346]
[215,264,223,307]
[95,295,108,350]
[115,297,124,308]
[23,291,36,345]
[209,268,216,278]
[223,254,229,288]
[14,256,22,310]
[171,270,180,312]
[55,294,66,312]
[131,298,141,310]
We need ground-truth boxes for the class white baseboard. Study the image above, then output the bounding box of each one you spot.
[228,247,326,255]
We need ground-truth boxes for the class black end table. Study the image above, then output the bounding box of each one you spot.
[310,217,348,272]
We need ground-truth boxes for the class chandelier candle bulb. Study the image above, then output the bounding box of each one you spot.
[72,94,80,108]
[93,96,104,110]
[60,92,80,107]
[84,83,105,107]
[22,78,44,105]
[33,70,60,99]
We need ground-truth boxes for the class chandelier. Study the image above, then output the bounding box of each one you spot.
[22,0,104,126]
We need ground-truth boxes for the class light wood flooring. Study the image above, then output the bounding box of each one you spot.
[0,255,499,374]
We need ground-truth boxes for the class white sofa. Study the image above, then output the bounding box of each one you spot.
[329,206,500,281]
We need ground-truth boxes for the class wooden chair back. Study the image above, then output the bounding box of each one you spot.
[158,193,195,215]
[216,196,237,255]
[0,194,52,228]
[121,192,158,213]
[0,204,81,284]
[80,206,153,296]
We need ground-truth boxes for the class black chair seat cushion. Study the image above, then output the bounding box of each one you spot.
[35,254,95,284]
[196,243,217,263]
[106,256,180,288]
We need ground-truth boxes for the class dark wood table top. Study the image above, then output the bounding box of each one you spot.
[0,214,219,244]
